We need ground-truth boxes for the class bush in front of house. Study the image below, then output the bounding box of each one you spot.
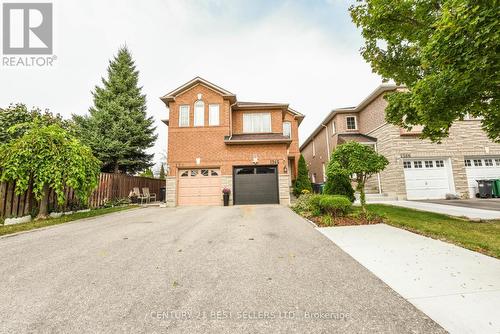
[318,195,352,217]
[293,194,352,218]
[323,172,355,203]
[292,193,321,216]
[293,155,312,196]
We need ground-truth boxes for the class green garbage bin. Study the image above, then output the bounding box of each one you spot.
[493,179,500,198]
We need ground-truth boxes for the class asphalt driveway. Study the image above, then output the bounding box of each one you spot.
[0,206,444,333]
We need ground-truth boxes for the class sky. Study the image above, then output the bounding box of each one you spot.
[0,0,382,173]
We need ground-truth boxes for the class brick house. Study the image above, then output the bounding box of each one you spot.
[161,77,304,206]
[300,84,500,200]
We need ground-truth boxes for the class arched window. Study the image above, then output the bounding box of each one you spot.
[194,100,204,126]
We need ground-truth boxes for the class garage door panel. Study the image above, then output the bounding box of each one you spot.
[403,159,452,200]
[178,169,221,206]
[234,167,279,205]
[465,157,500,198]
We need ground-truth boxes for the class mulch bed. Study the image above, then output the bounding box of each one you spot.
[309,214,384,227]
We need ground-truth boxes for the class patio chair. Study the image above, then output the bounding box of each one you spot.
[142,187,157,203]
[133,187,148,204]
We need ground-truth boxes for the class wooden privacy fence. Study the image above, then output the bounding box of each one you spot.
[0,173,165,219]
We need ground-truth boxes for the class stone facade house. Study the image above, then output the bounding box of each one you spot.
[300,84,500,200]
[161,77,303,206]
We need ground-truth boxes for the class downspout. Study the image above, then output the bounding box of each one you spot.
[229,101,237,139]
[374,142,382,194]
[321,124,330,160]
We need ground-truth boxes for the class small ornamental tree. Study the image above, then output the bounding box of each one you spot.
[0,124,101,219]
[330,142,388,213]
[293,155,312,196]
[323,172,355,203]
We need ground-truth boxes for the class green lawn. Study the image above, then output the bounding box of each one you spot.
[367,204,500,259]
[0,206,138,237]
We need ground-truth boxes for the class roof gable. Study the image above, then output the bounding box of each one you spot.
[160,77,236,104]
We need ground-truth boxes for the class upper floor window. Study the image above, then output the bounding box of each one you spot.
[194,100,204,126]
[179,105,190,127]
[283,121,291,138]
[209,104,220,126]
[312,140,316,157]
[330,121,336,136]
[243,113,271,133]
[346,116,357,130]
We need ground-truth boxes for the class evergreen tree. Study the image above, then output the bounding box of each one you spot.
[159,164,166,179]
[293,155,312,196]
[324,171,355,203]
[74,46,157,174]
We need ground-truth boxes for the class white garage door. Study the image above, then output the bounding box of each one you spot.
[403,159,453,200]
[465,157,500,198]
[178,169,221,206]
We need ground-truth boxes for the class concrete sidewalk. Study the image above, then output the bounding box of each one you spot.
[367,200,500,220]
[319,224,500,334]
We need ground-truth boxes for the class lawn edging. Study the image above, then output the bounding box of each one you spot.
[0,205,140,238]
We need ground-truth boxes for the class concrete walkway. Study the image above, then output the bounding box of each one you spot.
[368,200,500,220]
[319,224,500,334]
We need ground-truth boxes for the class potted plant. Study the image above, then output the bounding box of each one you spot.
[222,187,231,206]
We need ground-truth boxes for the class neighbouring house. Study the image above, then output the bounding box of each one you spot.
[160,77,304,206]
[300,84,500,200]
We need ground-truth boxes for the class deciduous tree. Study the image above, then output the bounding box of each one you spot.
[329,142,388,213]
[0,124,101,219]
[350,0,499,142]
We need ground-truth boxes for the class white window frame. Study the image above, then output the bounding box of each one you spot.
[243,113,271,133]
[312,140,316,157]
[179,105,190,127]
[330,121,336,136]
[208,104,220,126]
[194,100,204,127]
[322,162,326,181]
[346,116,357,130]
[283,121,292,138]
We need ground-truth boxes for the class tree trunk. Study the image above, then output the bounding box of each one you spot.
[358,182,366,214]
[37,184,50,219]
[114,163,120,174]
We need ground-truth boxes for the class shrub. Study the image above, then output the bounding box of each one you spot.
[293,155,312,196]
[323,173,355,202]
[318,195,352,217]
[292,193,322,216]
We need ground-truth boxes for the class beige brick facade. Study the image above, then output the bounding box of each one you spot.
[300,84,500,199]
[370,121,500,198]
[162,78,303,206]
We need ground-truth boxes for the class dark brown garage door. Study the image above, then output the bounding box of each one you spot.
[233,166,279,205]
